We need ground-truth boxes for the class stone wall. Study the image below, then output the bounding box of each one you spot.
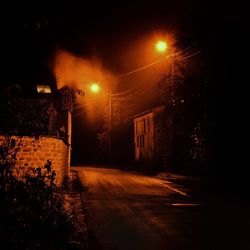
[0,135,69,185]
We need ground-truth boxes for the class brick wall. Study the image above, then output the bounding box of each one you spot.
[0,136,69,185]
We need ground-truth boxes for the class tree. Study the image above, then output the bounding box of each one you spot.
[157,55,216,175]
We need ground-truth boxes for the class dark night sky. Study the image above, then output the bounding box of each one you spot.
[1,1,246,72]
[0,1,245,85]
[0,1,247,166]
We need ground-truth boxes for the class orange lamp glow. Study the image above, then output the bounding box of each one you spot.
[155,40,168,52]
[90,83,100,93]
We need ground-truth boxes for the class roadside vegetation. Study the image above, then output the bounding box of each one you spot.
[0,136,87,250]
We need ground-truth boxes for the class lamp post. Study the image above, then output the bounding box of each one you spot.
[90,83,112,162]
[170,49,175,170]
[108,88,112,162]
[155,40,175,170]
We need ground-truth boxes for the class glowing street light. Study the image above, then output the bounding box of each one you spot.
[155,40,168,52]
[90,83,100,93]
[155,38,176,170]
[89,82,112,162]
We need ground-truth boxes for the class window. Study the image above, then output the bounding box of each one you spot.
[36,85,51,93]
[140,135,144,148]
[148,118,150,133]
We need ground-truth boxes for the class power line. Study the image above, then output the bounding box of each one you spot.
[72,43,201,117]
[176,50,202,61]
[72,63,165,117]
[107,44,198,97]
[61,44,198,101]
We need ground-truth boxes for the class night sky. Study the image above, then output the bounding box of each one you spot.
[1,1,245,73]
[0,1,247,167]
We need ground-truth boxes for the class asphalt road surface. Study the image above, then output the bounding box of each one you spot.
[73,166,250,250]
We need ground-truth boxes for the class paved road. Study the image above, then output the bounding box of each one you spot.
[73,166,250,250]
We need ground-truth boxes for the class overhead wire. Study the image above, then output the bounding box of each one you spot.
[112,70,166,101]
[176,50,202,61]
[70,44,197,103]
[73,65,159,116]
[108,43,197,97]
[73,64,163,117]
[72,43,200,117]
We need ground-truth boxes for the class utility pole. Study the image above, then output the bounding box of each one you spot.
[108,88,112,162]
[170,50,175,170]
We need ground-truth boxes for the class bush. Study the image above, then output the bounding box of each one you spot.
[0,136,80,250]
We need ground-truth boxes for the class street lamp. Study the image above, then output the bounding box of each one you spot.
[90,83,100,93]
[155,40,168,53]
[155,39,175,170]
[90,83,112,162]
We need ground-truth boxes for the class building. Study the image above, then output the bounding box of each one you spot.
[133,105,167,166]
